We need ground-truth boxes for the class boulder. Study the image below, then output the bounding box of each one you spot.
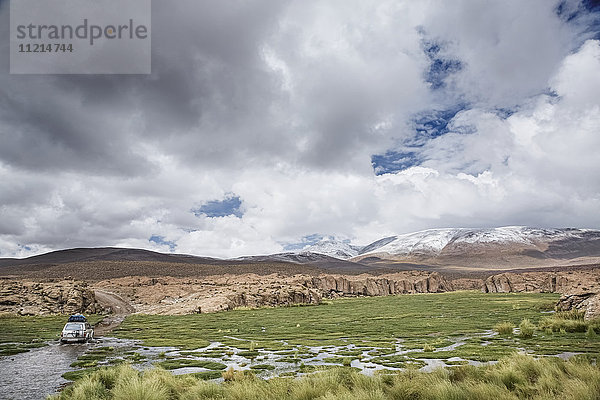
[584,294,600,320]
[483,274,514,293]
[557,291,600,321]
[0,279,101,315]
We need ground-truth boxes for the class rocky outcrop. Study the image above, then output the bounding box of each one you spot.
[482,270,598,294]
[586,295,600,320]
[94,272,451,315]
[95,275,323,315]
[0,279,101,315]
[483,274,513,293]
[451,278,485,291]
[556,292,600,321]
[556,292,594,311]
[483,268,600,320]
[303,272,452,297]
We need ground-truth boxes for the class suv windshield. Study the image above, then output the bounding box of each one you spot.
[64,323,84,331]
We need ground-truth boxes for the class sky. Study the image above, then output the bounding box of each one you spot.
[1,0,600,258]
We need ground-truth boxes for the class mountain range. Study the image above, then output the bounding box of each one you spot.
[304,226,600,269]
[1,227,600,278]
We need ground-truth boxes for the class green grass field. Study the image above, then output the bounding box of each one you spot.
[113,291,599,360]
[116,291,558,346]
[2,291,600,398]
[0,291,600,400]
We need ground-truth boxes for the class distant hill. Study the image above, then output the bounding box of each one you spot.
[0,247,223,268]
[233,251,382,273]
[0,247,383,279]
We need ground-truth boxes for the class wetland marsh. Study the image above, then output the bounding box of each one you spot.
[2,291,600,399]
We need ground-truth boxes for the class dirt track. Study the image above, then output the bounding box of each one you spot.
[93,289,135,336]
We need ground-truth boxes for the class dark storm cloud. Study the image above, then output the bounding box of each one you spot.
[0,82,155,175]
[0,0,294,175]
[0,0,428,176]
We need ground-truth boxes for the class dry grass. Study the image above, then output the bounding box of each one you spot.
[538,311,596,333]
[495,322,515,335]
[519,319,535,338]
[49,354,600,400]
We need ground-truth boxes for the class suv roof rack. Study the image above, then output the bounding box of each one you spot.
[68,314,87,322]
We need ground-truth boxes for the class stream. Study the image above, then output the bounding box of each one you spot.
[0,341,84,400]
[0,338,137,400]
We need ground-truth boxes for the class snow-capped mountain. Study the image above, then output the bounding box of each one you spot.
[234,251,339,264]
[294,227,600,266]
[353,226,600,267]
[232,250,379,273]
[358,226,599,256]
[302,239,362,259]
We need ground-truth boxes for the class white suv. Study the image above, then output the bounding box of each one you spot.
[60,321,94,343]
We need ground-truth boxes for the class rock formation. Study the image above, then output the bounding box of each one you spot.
[482,269,600,294]
[0,279,100,315]
[303,272,452,297]
[92,272,451,315]
[4,268,599,317]
[94,275,322,315]
[450,278,484,291]
[482,268,600,320]
[556,292,600,320]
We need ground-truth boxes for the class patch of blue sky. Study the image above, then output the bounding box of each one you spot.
[409,105,468,145]
[494,107,518,119]
[192,195,243,218]
[556,0,584,22]
[556,0,600,39]
[422,39,462,90]
[586,4,600,39]
[371,104,471,175]
[149,235,176,251]
[0,245,31,256]
[371,150,423,175]
[557,0,600,19]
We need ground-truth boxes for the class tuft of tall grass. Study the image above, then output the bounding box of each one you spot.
[95,365,133,390]
[50,353,600,400]
[222,366,254,383]
[423,344,435,352]
[112,378,168,400]
[586,325,597,338]
[519,319,535,338]
[495,322,515,335]
[222,367,235,382]
[65,376,107,400]
[179,381,225,400]
[538,311,590,333]
[555,310,585,320]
